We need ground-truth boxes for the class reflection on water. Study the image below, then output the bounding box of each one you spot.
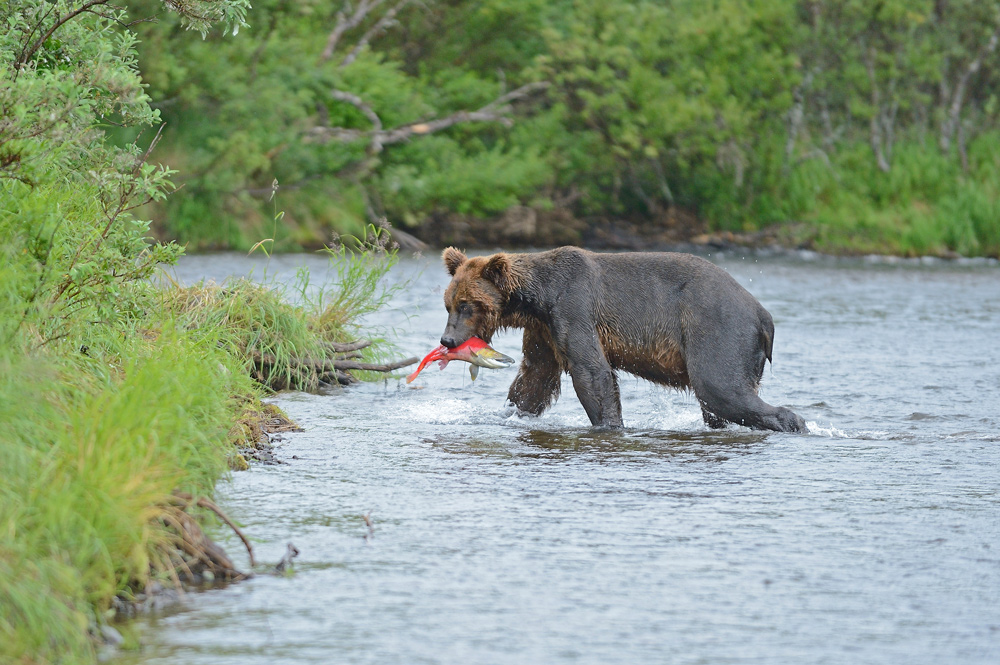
[119,251,1000,665]
[423,428,769,464]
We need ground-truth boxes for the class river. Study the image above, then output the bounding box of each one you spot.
[119,250,1000,665]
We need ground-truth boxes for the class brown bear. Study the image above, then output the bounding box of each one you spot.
[439,246,808,433]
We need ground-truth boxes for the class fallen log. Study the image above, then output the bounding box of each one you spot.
[330,357,419,372]
[249,342,417,391]
[327,339,372,353]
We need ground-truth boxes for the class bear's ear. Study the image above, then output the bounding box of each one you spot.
[442,247,467,276]
[481,253,519,294]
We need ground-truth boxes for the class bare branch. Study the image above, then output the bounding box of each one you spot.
[320,0,385,63]
[339,0,415,68]
[252,351,418,373]
[13,3,56,72]
[783,69,814,175]
[940,25,1000,152]
[332,357,419,372]
[330,89,385,152]
[861,44,892,173]
[329,339,373,353]
[308,81,549,148]
[134,122,166,176]
[330,90,383,133]
[194,496,255,568]
[648,156,674,205]
[82,7,157,28]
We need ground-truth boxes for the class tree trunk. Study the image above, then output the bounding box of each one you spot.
[784,70,814,175]
[939,27,1000,153]
[863,47,892,173]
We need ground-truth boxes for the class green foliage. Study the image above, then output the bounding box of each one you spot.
[375,137,552,219]
[114,0,998,256]
[112,0,550,247]
[537,0,798,213]
[786,133,1000,256]
[0,328,249,664]
[1,2,402,662]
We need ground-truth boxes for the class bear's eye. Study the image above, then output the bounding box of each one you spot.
[458,302,473,316]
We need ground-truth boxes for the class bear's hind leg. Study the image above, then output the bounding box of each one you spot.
[686,331,806,434]
[693,380,806,433]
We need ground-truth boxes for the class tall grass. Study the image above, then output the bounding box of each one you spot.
[0,326,251,663]
[161,226,402,391]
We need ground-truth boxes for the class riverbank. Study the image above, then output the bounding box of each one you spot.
[220,202,997,261]
[0,241,403,664]
[401,206,999,260]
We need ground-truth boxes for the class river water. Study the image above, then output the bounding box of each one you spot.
[120,250,1000,665]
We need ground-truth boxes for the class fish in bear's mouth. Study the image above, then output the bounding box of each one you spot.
[406,337,515,383]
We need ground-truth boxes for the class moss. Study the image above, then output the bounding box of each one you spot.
[228,453,250,471]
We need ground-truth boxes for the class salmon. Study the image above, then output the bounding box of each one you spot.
[406,337,514,383]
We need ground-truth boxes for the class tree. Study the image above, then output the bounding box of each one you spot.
[537,0,798,222]
[1,0,249,341]
[119,0,551,247]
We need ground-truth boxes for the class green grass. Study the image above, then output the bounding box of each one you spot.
[0,230,400,663]
[0,329,246,663]
[717,134,1000,258]
[160,234,402,391]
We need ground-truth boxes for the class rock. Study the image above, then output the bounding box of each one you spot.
[499,205,537,241]
[100,625,124,647]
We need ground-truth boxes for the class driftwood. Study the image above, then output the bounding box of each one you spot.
[250,339,417,389]
[157,492,254,583]
[274,543,300,573]
[325,357,419,372]
[328,339,372,353]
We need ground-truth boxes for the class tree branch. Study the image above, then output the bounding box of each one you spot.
[940,25,1000,152]
[861,44,891,173]
[320,0,385,63]
[339,0,415,68]
[16,0,111,68]
[330,90,383,133]
[308,81,549,148]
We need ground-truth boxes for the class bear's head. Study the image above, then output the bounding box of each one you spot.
[439,247,523,348]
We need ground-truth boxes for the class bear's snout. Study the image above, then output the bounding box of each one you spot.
[440,335,459,349]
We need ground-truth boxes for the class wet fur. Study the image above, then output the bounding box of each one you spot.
[440,246,807,433]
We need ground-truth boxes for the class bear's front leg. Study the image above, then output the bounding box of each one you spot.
[507,323,562,416]
[555,325,623,428]
[567,360,622,428]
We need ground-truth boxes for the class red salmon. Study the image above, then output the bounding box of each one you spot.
[406,337,514,383]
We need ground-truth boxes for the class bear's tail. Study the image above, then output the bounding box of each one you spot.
[761,327,773,364]
[757,315,775,381]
